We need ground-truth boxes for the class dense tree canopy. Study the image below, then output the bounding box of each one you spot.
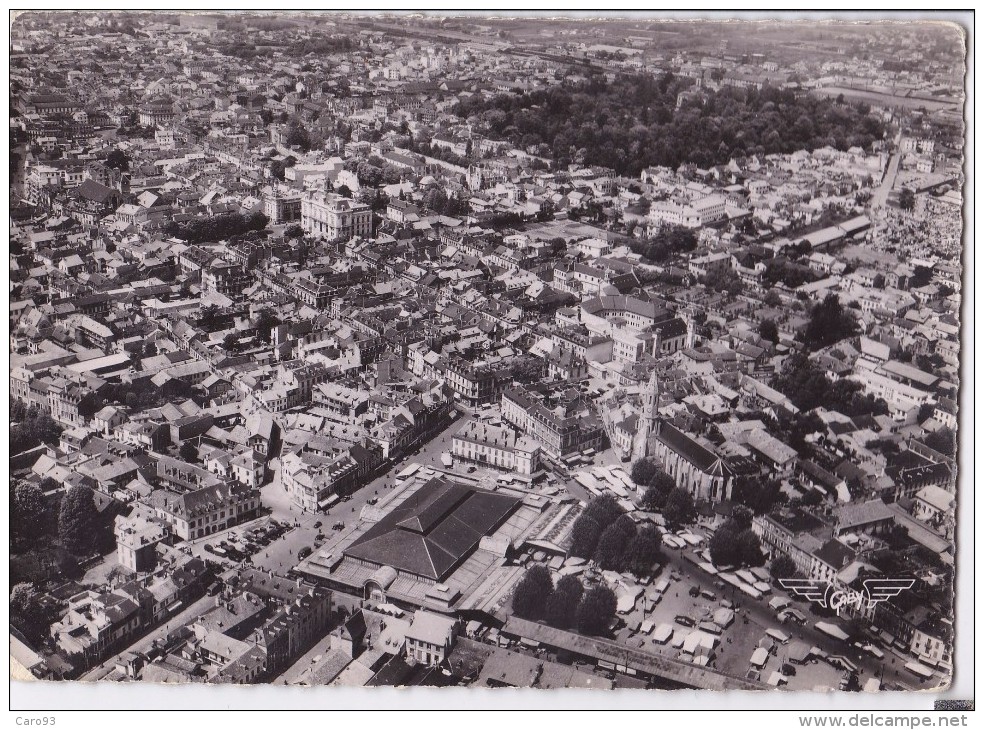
[105,148,130,172]
[592,515,638,571]
[512,565,554,620]
[759,319,780,345]
[569,494,625,559]
[58,485,99,555]
[544,574,584,630]
[662,488,697,530]
[923,427,957,457]
[770,555,798,581]
[569,515,603,559]
[802,294,859,351]
[164,212,269,245]
[455,74,885,176]
[709,517,766,568]
[625,526,664,577]
[10,583,56,645]
[576,585,618,636]
[773,352,889,417]
[731,474,786,515]
[11,406,63,456]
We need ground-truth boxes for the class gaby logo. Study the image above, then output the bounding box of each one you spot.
[779,578,915,616]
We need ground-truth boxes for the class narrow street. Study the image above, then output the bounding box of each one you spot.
[78,594,217,682]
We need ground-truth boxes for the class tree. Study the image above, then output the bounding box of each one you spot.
[544,575,584,629]
[910,265,934,289]
[222,332,240,352]
[105,149,130,172]
[662,488,696,529]
[736,528,766,567]
[10,583,55,645]
[569,515,603,559]
[764,289,783,307]
[512,565,554,620]
[772,352,831,411]
[640,477,674,512]
[625,526,663,577]
[576,585,617,636]
[285,120,312,151]
[770,555,798,581]
[731,474,785,515]
[582,494,624,532]
[709,524,740,568]
[916,402,936,423]
[253,309,281,344]
[11,411,63,455]
[710,520,765,568]
[59,485,98,555]
[13,481,47,549]
[702,266,744,296]
[630,457,658,487]
[803,294,858,351]
[15,481,46,525]
[337,184,352,199]
[731,505,755,532]
[898,187,916,211]
[759,319,779,345]
[923,427,956,457]
[592,515,637,571]
[179,442,198,463]
[285,224,304,239]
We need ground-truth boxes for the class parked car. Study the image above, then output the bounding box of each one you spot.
[689,585,701,598]
[313,521,322,529]
[332,522,345,531]
[675,615,696,627]
[298,546,313,560]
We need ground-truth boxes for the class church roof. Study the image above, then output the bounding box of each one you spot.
[655,422,730,477]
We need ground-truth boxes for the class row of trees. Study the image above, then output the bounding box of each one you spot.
[630,460,699,529]
[569,492,673,577]
[512,566,617,636]
[163,211,270,245]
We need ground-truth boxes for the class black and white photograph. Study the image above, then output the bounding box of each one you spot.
[7,9,973,716]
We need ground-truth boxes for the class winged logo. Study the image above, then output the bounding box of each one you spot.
[862,578,916,605]
[779,578,832,608]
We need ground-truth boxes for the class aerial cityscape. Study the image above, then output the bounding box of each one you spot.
[8,12,965,694]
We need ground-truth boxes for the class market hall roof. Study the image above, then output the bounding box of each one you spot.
[344,478,521,582]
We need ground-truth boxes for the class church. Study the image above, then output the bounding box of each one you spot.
[633,369,734,504]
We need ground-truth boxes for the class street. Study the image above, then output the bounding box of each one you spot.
[249,414,465,574]
[79,593,217,682]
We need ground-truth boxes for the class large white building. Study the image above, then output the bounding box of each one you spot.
[300,191,372,241]
[451,418,541,475]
